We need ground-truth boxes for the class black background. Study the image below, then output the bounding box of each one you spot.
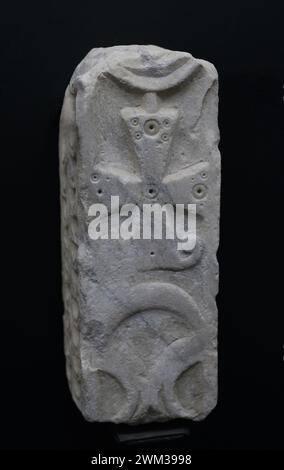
[1,0,283,451]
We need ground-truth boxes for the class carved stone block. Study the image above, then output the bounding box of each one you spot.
[59,45,220,424]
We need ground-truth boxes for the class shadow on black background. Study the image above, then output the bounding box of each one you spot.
[0,0,283,451]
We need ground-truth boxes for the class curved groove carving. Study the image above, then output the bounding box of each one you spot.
[104,282,205,343]
[105,46,201,92]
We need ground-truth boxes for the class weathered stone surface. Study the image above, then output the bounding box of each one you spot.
[59,45,220,424]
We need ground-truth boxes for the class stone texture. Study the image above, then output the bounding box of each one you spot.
[59,45,220,424]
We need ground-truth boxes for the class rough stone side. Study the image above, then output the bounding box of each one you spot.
[59,45,220,424]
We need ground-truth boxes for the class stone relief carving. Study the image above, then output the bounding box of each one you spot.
[59,45,220,423]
